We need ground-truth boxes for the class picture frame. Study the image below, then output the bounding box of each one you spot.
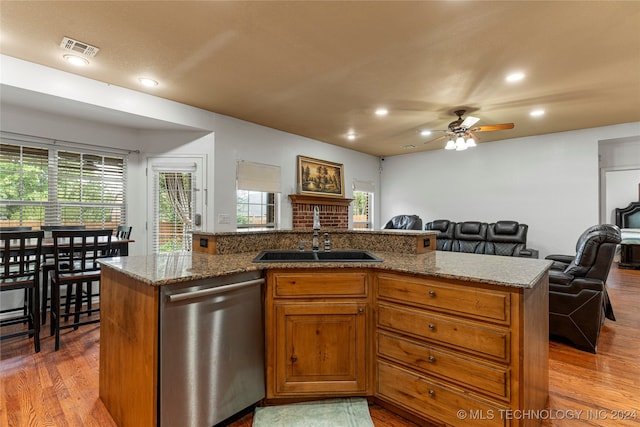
[297,155,345,198]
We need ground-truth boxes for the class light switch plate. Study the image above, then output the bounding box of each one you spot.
[218,213,230,224]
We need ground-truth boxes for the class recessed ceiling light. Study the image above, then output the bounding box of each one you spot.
[63,54,89,67]
[420,130,432,137]
[139,77,159,87]
[375,108,388,116]
[506,72,525,82]
[530,109,545,117]
[402,144,416,149]
[347,132,357,141]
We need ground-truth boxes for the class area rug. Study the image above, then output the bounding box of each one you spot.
[253,397,374,427]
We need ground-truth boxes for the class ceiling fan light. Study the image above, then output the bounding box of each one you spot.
[455,137,467,151]
[466,137,476,147]
[444,139,456,150]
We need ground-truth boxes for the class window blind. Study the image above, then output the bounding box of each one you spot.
[352,179,375,193]
[0,141,127,229]
[236,161,281,193]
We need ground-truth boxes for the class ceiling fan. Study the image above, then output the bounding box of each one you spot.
[426,109,514,151]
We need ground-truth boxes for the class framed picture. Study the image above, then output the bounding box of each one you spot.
[297,155,345,197]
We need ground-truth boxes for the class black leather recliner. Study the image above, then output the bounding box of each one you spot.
[546,224,621,353]
[383,215,423,230]
[485,221,534,257]
[452,221,487,253]
[545,224,609,271]
[425,219,455,250]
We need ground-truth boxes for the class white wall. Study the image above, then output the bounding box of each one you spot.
[210,115,380,231]
[380,122,640,258]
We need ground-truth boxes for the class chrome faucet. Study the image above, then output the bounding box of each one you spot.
[312,206,321,252]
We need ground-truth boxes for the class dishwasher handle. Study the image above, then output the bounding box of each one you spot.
[166,278,265,303]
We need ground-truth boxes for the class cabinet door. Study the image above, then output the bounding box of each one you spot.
[274,302,368,395]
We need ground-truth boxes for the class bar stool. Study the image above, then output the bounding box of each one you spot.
[49,229,112,351]
[0,230,44,353]
[40,225,86,325]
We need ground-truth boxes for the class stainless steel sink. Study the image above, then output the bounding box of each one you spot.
[253,249,382,263]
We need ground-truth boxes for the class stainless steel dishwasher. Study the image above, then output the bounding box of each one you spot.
[159,271,265,427]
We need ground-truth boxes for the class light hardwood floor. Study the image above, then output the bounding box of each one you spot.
[1,265,639,426]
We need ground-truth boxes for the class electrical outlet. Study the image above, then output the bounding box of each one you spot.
[218,214,230,224]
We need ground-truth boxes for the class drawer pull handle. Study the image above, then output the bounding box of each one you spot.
[428,290,436,297]
[428,389,436,397]
[428,355,436,363]
[358,308,365,314]
[428,323,436,330]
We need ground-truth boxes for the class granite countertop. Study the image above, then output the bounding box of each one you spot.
[100,250,552,289]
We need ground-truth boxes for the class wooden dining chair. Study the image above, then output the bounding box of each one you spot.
[40,225,87,325]
[0,226,34,317]
[49,229,112,351]
[0,230,44,353]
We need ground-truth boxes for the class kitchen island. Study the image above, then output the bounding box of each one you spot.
[99,230,551,427]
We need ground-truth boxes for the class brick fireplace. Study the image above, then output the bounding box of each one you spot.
[289,194,353,229]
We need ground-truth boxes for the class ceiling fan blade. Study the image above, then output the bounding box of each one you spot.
[424,134,447,145]
[471,123,514,132]
[461,116,480,128]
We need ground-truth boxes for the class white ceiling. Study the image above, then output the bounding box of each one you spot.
[1,1,639,156]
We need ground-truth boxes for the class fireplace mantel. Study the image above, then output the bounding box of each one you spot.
[288,194,353,207]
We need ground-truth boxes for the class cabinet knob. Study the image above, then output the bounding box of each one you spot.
[428,323,436,330]
[358,307,365,314]
[428,389,436,397]
[428,290,436,297]
[428,355,436,363]
[290,355,298,363]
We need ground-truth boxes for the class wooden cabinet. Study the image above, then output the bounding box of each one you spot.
[375,273,549,427]
[266,270,372,398]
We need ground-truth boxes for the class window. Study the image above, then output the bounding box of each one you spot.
[0,140,127,229]
[236,161,280,230]
[353,191,373,229]
[237,190,276,229]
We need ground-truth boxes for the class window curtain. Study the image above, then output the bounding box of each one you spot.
[163,172,193,230]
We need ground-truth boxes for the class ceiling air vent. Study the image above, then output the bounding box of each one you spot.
[60,36,100,57]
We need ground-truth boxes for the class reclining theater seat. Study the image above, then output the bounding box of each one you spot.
[485,221,529,257]
[424,220,455,251]
[547,224,621,353]
[383,215,423,230]
[546,224,611,271]
[452,221,488,254]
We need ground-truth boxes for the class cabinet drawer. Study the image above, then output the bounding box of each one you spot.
[273,272,367,297]
[377,362,508,427]
[378,302,510,362]
[377,274,510,323]
[377,332,509,399]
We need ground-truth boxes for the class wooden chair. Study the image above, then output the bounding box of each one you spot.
[115,225,132,239]
[0,230,44,353]
[0,226,34,316]
[40,225,87,325]
[49,229,112,351]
